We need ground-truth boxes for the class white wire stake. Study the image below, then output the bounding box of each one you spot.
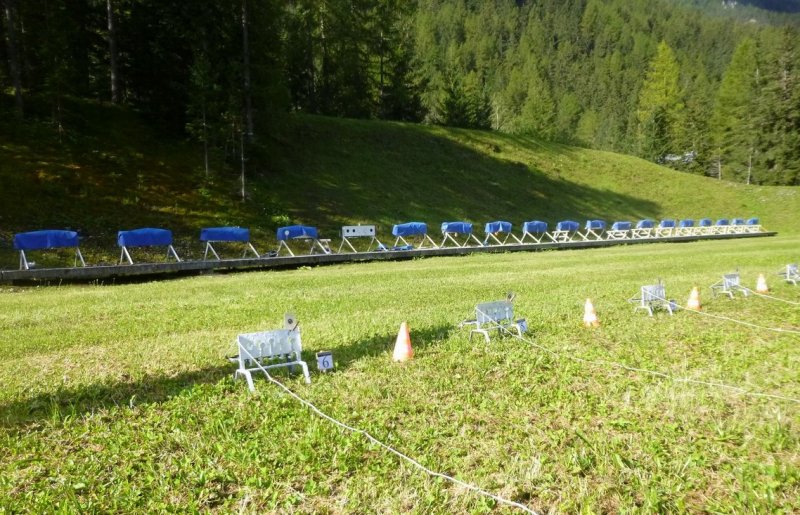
[238,345,539,515]
[473,307,800,405]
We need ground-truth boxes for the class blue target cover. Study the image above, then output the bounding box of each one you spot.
[484,221,512,234]
[732,218,745,225]
[556,220,579,232]
[659,219,676,228]
[679,219,694,228]
[13,230,79,251]
[747,217,759,225]
[584,220,606,230]
[118,228,173,247]
[715,219,730,226]
[611,221,631,231]
[636,219,654,229]
[698,218,712,227]
[523,221,548,233]
[392,222,427,237]
[200,227,250,242]
[440,222,472,234]
[277,225,318,241]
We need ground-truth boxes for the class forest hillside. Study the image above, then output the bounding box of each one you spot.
[1,98,797,267]
[0,0,798,187]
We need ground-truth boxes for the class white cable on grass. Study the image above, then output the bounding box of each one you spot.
[651,292,800,335]
[238,345,539,515]
[474,307,800,405]
[678,306,800,334]
[743,288,800,306]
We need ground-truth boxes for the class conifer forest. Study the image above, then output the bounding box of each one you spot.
[1,0,799,184]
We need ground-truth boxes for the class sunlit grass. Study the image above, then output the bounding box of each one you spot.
[1,236,798,512]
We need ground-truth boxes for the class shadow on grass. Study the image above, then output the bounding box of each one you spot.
[0,103,663,269]
[1,107,663,268]
[0,325,453,428]
[263,116,661,239]
[0,364,233,428]
[320,324,453,370]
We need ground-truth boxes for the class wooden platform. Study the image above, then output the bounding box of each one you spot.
[0,231,777,284]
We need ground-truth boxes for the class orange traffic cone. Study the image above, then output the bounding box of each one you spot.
[756,273,769,294]
[583,298,600,327]
[392,321,414,362]
[686,286,701,311]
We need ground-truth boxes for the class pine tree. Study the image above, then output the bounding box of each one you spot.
[2,0,24,117]
[711,37,759,182]
[518,70,556,138]
[755,27,800,185]
[107,0,120,104]
[555,93,582,142]
[682,65,715,176]
[636,41,686,161]
[284,0,319,113]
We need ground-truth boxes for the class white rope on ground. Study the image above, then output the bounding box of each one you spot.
[238,345,539,515]
[651,292,800,335]
[743,288,800,306]
[473,307,800,405]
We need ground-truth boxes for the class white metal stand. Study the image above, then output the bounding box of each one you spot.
[19,248,86,270]
[711,273,748,298]
[203,241,259,260]
[440,231,483,248]
[337,225,385,253]
[120,244,181,265]
[393,233,439,249]
[629,282,674,316]
[234,329,311,392]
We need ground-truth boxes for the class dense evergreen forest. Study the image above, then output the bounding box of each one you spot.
[1,0,799,185]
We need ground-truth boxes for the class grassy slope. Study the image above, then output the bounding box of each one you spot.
[1,237,798,512]
[275,117,799,234]
[1,101,799,511]
[1,100,798,267]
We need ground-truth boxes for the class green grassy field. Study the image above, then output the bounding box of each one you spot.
[2,99,799,268]
[2,236,798,512]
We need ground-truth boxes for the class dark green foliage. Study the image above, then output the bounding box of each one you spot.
[753,27,800,185]
[636,42,686,160]
[677,0,800,20]
[711,37,760,182]
[0,0,798,184]
[282,0,421,121]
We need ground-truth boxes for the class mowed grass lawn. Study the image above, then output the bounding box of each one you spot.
[1,236,799,512]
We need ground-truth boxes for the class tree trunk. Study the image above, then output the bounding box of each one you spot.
[241,0,254,138]
[240,130,246,202]
[43,0,63,137]
[107,0,120,103]
[319,2,327,112]
[2,0,24,117]
[379,30,385,106]
[202,106,209,177]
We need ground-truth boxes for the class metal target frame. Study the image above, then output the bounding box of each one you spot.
[628,281,674,316]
